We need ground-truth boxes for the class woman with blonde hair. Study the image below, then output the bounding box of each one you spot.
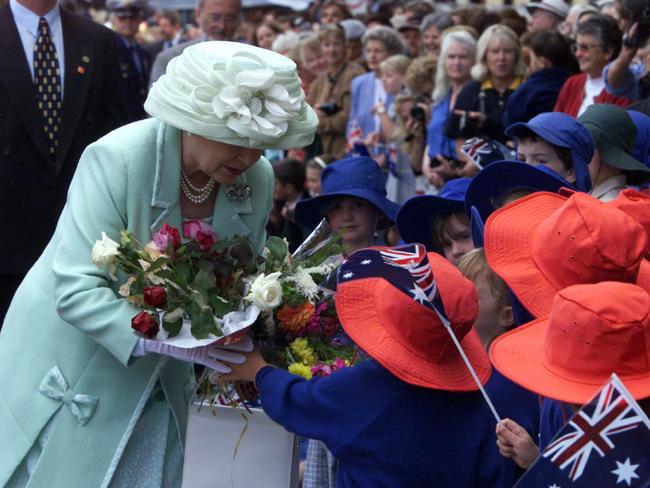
[446,24,526,148]
[422,29,476,188]
[308,25,365,158]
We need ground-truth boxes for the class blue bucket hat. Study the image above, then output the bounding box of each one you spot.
[469,206,485,248]
[397,177,472,251]
[505,112,593,192]
[628,110,650,167]
[464,160,575,223]
[294,157,400,229]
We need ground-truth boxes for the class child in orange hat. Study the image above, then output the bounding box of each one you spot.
[221,245,506,487]
[492,281,650,468]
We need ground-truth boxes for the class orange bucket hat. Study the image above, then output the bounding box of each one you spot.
[335,244,491,391]
[490,281,650,404]
[485,191,650,317]
[608,188,650,255]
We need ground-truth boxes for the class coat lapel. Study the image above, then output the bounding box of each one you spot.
[150,122,183,236]
[0,4,52,164]
[55,9,93,174]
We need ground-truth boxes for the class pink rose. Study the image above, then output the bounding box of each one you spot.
[153,224,181,252]
[183,220,218,251]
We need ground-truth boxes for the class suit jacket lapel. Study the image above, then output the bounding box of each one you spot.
[0,4,52,164]
[56,8,93,174]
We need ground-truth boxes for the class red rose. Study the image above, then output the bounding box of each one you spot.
[131,311,159,338]
[143,286,167,307]
[153,223,182,252]
[183,220,218,251]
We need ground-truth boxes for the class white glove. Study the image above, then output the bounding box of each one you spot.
[133,336,254,373]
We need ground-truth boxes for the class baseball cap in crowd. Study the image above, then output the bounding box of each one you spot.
[397,178,471,251]
[526,0,570,19]
[339,19,366,41]
[106,0,147,17]
[464,160,575,224]
[506,112,593,192]
[484,191,650,317]
[490,281,650,403]
[627,110,650,167]
[578,104,650,174]
[391,15,421,32]
[336,245,491,391]
[294,157,400,229]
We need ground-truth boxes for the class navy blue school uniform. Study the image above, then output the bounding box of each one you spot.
[502,68,569,127]
[539,398,572,450]
[486,368,541,484]
[256,359,506,488]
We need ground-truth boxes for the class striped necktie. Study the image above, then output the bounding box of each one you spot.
[33,17,62,160]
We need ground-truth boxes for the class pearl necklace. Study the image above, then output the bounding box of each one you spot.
[180,168,216,204]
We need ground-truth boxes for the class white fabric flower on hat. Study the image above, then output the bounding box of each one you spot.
[212,69,301,139]
[190,53,302,145]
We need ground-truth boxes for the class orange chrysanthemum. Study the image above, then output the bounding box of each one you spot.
[277,302,315,334]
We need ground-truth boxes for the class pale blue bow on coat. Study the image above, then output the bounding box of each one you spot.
[39,366,99,425]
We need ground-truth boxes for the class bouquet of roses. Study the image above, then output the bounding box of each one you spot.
[91,221,262,345]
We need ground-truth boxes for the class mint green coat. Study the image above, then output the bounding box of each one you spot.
[0,119,274,487]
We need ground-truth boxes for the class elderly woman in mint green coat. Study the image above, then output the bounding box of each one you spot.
[0,41,317,488]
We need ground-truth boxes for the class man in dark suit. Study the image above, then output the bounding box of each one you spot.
[108,0,151,122]
[148,0,241,88]
[0,0,125,321]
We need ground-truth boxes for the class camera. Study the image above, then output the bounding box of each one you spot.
[318,103,341,116]
[410,105,426,122]
[621,0,650,49]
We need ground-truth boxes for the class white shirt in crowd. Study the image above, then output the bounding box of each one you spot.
[577,75,604,117]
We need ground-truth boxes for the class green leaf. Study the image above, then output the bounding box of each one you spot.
[193,267,216,291]
[266,236,288,263]
[162,317,183,337]
[190,310,217,339]
[174,262,192,287]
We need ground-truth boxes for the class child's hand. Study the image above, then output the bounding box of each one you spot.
[495,418,539,469]
[220,347,269,383]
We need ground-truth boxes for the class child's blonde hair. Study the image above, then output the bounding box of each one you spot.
[379,54,411,77]
[457,248,510,311]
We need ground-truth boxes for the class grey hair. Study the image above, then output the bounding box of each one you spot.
[420,12,454,35]
[432,30,477,103]
[362,25,406,56]
[470,24,526,82]
[297,34,321,66]
[272,31,300,54]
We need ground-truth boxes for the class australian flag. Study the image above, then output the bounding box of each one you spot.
[515,374,650,487]
[337,244,449,325]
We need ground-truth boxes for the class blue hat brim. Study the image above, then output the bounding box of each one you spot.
[294,189,400,230]
[397,194,465,251]
[470,206,484,248]
[506,122,568,150]
[464,160,575,223]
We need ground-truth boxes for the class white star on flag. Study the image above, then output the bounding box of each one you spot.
[611,458,640,486]
[549,484,561,488]
[361,259,372,265]
[343,272,354,279]
[409,285,428,304]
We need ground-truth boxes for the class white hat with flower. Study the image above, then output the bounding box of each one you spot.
[145,41,318,150]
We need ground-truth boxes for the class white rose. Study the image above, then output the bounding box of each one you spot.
[244,272,283,311]
[91,232,120,267]
[91,232,120,280]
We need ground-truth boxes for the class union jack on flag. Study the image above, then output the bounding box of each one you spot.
[515,374,650,487]
[379,245,435,300]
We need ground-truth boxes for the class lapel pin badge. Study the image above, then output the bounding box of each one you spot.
[82,55,90,63]
[77,66,85,74]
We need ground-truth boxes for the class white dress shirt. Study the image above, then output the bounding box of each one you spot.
[10,0,65,98]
